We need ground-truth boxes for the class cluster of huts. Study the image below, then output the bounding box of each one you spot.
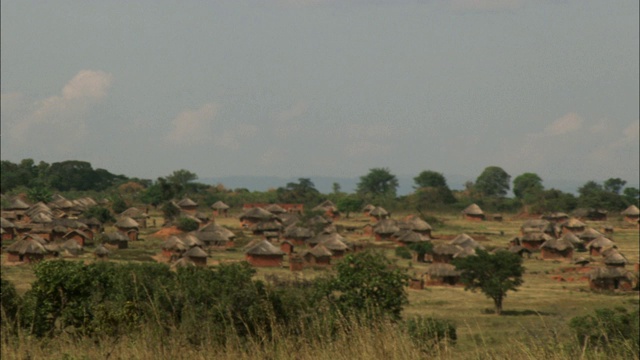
[0,195,112,262]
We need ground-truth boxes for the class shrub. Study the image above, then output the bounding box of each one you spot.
[569,307,639,352]
[0,277,19,325]
[395,246,412,259]
[404,316,457,351]
[177,217,199,232]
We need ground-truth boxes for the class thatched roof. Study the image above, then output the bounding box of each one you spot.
[589,267,635,281]
[362,204,376,212]
[239,207,276,221]
[49,198,74,210]
[319,234,349,251]
[563,218,586,229]
[373,219,399,235]
[462,203,484,215]
[115,217,139,229]
[6,237,47,255]
[177,198,198,207]
[63,229,89,240]
[1,217,16,229]
[426,263,461,277]
[200,222,236,239]
[61,238,83,251]
[541,237,574,251]
[508,245,532,255]
[265,204,287,214]
[405,216,432,232]
[621,205,640,216]
[211,201,230,210]
[172,257,196,268]
[120,207,149,219]
[313,200,338,212]
[586,236,616,250]
[603,251,628,266]
[558,233,583,247]
[162,236,187,251]
[308,215,332,226]
[95,245,110,256]
[433,244,464,256]
[194,230,229,244]
[573,256,590,266]
[369,206,389,217]
[8,198,30,210]
[522,232,554,242]
[450,233,483,249]
[184,246,207,258]
[251,219,283,232]
[30,212,53,224]
[245,240,285,256]
[578,228,604,241]
[396,231,428,244]
[283,225,313,239]
[181,233,204,248]
[302,244,333,258]
[520,219,553,233]
[453,246,476,259]
[26,203,53,217]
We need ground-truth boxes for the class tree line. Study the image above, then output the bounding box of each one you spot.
[1,159,637,215]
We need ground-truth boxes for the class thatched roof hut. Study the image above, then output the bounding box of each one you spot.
[183,246,208,266]
[245,239,285,267]
[6,236,47,262]
[425,263,461,285]
[621,205,640,223]
[211,201,230,210]
[115,216,140,229]
[586,236,616,256]
[94,245,110,259]
[373,219,399,241]
[301,245,333,265]
[450,233,483,250]
[369,206,389,220]
[603,251,628,268]
[462,204,484,220]
[589,267,635,291]
[172,257,196,269]
[562,218,586,233]
[540,237,574,260]
[7,198,30,211]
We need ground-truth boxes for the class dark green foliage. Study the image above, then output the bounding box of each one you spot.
[452,249,524,315]
[408,242,433,262]
[337,194,364,218]
[177,217,199,232]
[395,246,413,259]
[513,173,543,199]
[328,251,409,320]
[414,170,448,189]
[603,178,627,194]
[578,180,628,211]
[528,188,578,214]
[276,178,321,206]
[357,168,399,201]
[405,316,457,351]
[26,185,53,203]
[474,166,511,197]
[623,187,640,205]
[569,307,639,353]
[161,201,181,220]
[1,277,19,325]
[110,196,128,214]
[413,186,457,209]
[83,206,115,224]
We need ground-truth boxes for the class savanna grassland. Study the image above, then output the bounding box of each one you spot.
[1,209,639,360]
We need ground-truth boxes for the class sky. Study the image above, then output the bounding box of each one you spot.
[1,0,639,189]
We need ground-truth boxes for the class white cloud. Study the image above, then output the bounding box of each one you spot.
[166,103,218,145]
[544,112,583,136]
[2,70,112,154]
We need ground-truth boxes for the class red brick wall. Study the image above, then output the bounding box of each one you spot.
[246,254,283,267]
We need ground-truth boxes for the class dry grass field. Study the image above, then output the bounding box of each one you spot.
[1,209,638,359]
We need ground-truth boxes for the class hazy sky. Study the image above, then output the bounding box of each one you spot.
[2,0,638,187]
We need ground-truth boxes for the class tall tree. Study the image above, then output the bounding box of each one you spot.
[413,170,448,189]
[276,178,321,206]
[512,173,543,199]
[603,178,627,194]
[452,250,524,315]
[474,166,511,197]
[357,168,399,200]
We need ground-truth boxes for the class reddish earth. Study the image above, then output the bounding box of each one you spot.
[151,226,182,238]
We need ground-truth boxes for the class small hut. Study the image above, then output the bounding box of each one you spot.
[462,204,485,221]
[578,228,604,244]
[162,236,187,258]
[562,218,586,234]
[521,232,554,250]
[450,233,483,250]
[621,205,640,224]
[176,198,198,214]
[558,232,585,252]
[282,225,314,246]
[301,245,332,266]
[540,237,574,261]
[120,207,149,228]
[589,267,635,291]
[508,245,532,259]
[602,249,628,268]
[289,255,304,271]
[115,217,140,241]
[369,206,389,222]
[543,212,570,224]
[280,240,294,255]
[211,201,230,217]
[103,231,129,249]
[183,246,207,266]
[373,219,400,241]
[313,200,340,220]
[432,244,464,264]
[362,204,376,216]
[425,263,461,286]
[172,257,196,269]
[521,219,556,237]
[0,217,16,241]
[245,240,285,267]
[94,245,110,260]
[6,236,47,263]
[319,234,350,258]
[63,229,90,247]
[239,207,276,227]
[404,215,432,238]
[60,238,84,256]
[586,236,616,257]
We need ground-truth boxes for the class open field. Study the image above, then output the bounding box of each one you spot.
[2,210,638,359]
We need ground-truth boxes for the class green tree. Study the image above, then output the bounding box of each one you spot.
[603,178,627,194]
[276,178,321,206]
[413,170,448,189]
[357,168,399,200]
[578,181,627,211]
[83,206,115,224]
[474,166,511,197]
[569,307,639,352]
[111,197,128,214]
[328,251,409,320]
[177,217,199,232]
[512,173,543,199]
[408,242,433,263]
[332,182,341,195]
[623,187,639,205]
[337,195,364,218]
[452,249,524,315]
[26,185,53,203]
[167,169,198,189]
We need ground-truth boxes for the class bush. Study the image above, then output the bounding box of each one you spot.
[404,316,457,351]
[569,307,639,352]
[1,278,19,325]
[177,217,199,232]
[395,246,412,259]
